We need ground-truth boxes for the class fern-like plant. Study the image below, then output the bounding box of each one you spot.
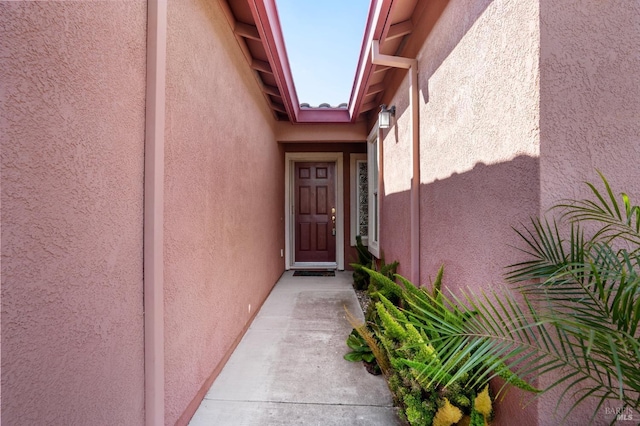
[362,267,510,425]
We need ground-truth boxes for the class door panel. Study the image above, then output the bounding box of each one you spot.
[295,162,336,263]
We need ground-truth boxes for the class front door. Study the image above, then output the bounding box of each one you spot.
[294,162,336,263]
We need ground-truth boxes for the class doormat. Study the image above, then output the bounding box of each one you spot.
[293,270,336,277]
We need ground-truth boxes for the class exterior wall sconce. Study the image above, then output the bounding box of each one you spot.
[378,104,396,129]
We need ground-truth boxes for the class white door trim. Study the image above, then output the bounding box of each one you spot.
[285,152,344,270]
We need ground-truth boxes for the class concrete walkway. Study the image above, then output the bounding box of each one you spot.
[189,270,401,426]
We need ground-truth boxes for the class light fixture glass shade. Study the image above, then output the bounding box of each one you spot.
[378,104,395,129]
[379,110,391,129]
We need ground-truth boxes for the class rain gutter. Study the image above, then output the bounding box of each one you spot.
[371,40,421,284]
[144,0,166,425]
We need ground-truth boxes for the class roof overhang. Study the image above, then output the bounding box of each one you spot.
[221,0,443,125]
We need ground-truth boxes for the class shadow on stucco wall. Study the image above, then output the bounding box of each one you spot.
[419,154,540,292]
[381,155,539,289]
[380,154,540,425]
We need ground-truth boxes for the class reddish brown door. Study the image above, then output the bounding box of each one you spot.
[295,162,336,263]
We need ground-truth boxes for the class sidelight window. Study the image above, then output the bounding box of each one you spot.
[367,129,380,257]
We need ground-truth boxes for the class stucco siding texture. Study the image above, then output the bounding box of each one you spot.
[1,3,146,425]
[413,0,541,293]
[163,1,285,424]
[539,1,640,424]
[381,0,541,423]
[540,0,640,209]
[379,111,412,278]
[417,0,540,289]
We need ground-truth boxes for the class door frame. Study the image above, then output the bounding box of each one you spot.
[285,152,344,270]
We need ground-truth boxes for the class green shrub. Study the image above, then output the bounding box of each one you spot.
[358,267,509,426]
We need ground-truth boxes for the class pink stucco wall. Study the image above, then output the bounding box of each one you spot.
[1,3,147,424]
[540,0,640,208]
[539,1,640,424]
[163,1,285,424]
[379,0,541,423]
[381,0,541,285]
[380,0,640,424]
[417,0,540,292]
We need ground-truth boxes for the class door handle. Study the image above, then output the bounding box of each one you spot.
[331,207,336,236]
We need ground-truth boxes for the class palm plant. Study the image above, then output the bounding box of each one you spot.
[402,172,639,424]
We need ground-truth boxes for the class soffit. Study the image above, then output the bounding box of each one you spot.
[221,0,289,120]
[220,0,431,124]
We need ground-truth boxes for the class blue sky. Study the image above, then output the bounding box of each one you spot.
[275,0,371,107]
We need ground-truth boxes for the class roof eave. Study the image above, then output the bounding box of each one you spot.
[249,0,300,121]
[251,0,395,124]
[348,0,394,121]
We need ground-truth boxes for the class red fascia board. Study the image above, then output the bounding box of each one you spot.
[349,0,394,121]
[297,108,351,123]
[249,0,300,120]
